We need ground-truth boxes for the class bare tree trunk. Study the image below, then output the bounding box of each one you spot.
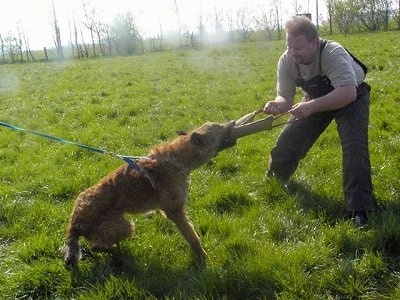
[18,44,23,62]
[159,20,163,51]
[68,19,76,58]
[139,35,144,54]
[24,38,29,61]
[398,0,400,30]
[105,27,112,56]
[52,0,64,59]
[89,26,96,57]
[27,48,35,61]
[150,38,155,52]
[197,14,204,47]
[96,29,105,56]
[44,47,48,61]
[0,34,5,63]
[74,22,80,59]
[325,0,334,35]
[80,30,89,58]
[17,22,24,62]
[22,30,34,62]
[173,0,182,48]
[9,46,15,63]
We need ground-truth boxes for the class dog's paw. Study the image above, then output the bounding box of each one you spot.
[61,245,81,268]
[189,251,207,269]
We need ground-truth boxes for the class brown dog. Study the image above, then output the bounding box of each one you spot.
[63,121,236,267]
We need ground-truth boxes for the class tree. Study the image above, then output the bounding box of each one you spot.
[0,34,5,63]
[173,0,182,47]
[101,23,113,56]
[292,0,304,15]
[357,0,389,31]
[4,33,19,63]
[324,0,335,34]
[18,23,35,62]
[111,11,139,56]
[82,1,97,57]
[333,0,357,33]
[51,0,64,59]
[236,6,253,42]
[397,0,400,29]
[103,23,113,56]
[16,22,25,62]
[196,11,205,47]
[82,1,107,57]
[72,18,81,58]
[255,0,282,41]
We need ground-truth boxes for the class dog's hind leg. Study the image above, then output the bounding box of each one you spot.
[87,215,135,252]
[163,207,207,263]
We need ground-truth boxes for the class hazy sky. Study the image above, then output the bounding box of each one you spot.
[0,0,323,50]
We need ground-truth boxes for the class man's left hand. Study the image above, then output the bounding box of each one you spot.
[290,101,315,119]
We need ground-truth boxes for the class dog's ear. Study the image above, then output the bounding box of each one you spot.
[142,170,157,189]
[190,132,207,146]
[176,130,188,136]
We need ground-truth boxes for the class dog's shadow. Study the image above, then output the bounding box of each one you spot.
[68,246,279,299]
[68,243,207,287]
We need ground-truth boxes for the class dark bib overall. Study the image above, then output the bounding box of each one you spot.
[295,39,368,99]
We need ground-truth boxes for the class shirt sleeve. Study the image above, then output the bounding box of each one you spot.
[321,42,360,88]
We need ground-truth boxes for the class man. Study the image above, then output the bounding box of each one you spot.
[263,16,374,226]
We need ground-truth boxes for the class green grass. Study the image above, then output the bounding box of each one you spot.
[0,31,400,299]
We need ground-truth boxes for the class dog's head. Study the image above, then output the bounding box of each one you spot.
[177,121,237,152]
[149,121,237,171]
[153,121,236,170]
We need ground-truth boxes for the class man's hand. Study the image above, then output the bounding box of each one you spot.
[263,101,282,115]
[263,96,293,116]
[290,101,315,119]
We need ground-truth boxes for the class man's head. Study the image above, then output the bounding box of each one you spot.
[285,16,319,65]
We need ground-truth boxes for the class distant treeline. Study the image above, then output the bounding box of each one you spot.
[1,0,399,64]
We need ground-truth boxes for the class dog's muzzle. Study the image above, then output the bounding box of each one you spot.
[218,121,237,151]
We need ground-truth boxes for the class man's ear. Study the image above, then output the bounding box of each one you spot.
[311,38,318,49]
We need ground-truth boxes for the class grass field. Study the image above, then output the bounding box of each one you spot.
[0,31,399,299]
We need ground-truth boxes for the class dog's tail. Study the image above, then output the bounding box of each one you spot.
[62,232,81,267]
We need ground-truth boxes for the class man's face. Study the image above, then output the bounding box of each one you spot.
[286,33,318,65]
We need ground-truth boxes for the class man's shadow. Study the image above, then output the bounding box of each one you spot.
[285,180,350,223]
[285,180,400,269]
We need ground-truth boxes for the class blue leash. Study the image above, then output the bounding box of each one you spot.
[0,121,142,171]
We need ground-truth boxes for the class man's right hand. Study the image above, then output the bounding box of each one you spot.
[263,101,283,115]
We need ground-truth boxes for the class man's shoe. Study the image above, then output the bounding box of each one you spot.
[352,211,368,228]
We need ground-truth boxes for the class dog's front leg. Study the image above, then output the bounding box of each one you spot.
[163,206,207,264]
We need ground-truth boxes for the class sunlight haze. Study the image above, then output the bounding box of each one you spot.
[0,0,324,50]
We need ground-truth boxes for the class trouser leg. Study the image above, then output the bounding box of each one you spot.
[267,113,333,182]
[335,83,374,211]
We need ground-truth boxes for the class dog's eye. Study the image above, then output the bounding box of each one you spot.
[177,130,188,136]
[191,132,206,146]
